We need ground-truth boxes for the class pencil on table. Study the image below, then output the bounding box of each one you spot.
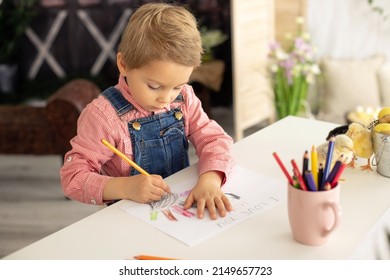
[134,255,178,260]
[101,139,150,176]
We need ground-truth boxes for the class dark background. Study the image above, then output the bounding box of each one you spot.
[1,0,232,107]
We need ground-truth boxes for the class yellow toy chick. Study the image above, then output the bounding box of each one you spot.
[378,107,390,124]
[346,122,374,171]
[317,134,354,168]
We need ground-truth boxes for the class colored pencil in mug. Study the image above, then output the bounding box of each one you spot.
[325,155,343,185]
[331,162,347,188]
[321,136,335,189]
[291,159,307,191]
[302,150,309,174]
[311,145,318,190]
[318,163,324,191]
[272,152,294,185]
[304,170,317,192]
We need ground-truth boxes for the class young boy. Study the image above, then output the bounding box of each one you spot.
[60,2,235,220]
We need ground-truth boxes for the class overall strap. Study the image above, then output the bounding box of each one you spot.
[100,86,134,117]
[174,93,184,102]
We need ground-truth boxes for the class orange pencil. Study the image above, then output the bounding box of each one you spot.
[134,255,178,260]
[101,139,149,176]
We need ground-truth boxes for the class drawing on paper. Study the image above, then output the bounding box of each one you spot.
[149,192,178,211]
[148,192,178,221]
[161,209,178,221]
[148,191,241,222]
[120,165,287,247]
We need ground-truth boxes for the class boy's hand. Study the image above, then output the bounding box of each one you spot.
[183,171,232,220]
[127,174,170,203]
[104,174,170,203]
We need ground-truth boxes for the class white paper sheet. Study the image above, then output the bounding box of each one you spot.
[120,165,286,246]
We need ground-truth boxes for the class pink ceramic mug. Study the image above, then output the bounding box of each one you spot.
[287,183,342,246]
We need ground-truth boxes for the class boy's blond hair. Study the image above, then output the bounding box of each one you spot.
[118,2,203,69]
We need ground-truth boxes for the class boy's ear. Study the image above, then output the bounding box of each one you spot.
[116,52,127,75]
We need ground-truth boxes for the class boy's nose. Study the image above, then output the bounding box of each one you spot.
[157,93,173,104]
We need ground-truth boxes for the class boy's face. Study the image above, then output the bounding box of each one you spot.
[118,55,194,112]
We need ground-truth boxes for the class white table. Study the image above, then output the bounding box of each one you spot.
[4,116,390,260]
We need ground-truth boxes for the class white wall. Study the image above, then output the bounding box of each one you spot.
[308,0,390,61]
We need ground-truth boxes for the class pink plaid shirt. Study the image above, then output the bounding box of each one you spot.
[60,75,235,204]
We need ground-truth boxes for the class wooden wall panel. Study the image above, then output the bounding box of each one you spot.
[231,0,275,140]
[275,0,307,47]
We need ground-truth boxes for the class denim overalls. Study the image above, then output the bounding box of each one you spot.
[102,87,190,178]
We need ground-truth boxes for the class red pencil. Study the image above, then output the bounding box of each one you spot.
[272,152,294,185]
[291,159,308,191]
[331,162,347,188]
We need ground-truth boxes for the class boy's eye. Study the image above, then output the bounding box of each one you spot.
[148,85,160,90]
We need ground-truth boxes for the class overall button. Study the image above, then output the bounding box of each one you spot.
[175,111,183,120]
[132,122,141,130]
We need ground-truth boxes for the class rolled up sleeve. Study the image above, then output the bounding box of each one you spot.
[60,98,122,205]
[184,86,236,184]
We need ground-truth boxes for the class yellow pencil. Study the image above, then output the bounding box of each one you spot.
[101,139,150,176]
[311,145,318,190]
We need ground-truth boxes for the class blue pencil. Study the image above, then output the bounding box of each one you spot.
[321,136,335,190]
[326,155,343,185]
[304,171,317,192]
